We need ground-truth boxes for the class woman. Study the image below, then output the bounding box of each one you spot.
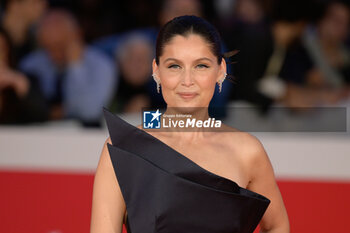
[90,15,289,233]
[0,27,48,124]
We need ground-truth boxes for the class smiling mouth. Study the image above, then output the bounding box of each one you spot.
[177,92,198,100]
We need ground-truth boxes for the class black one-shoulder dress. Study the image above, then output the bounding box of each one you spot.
[103,108,271,233]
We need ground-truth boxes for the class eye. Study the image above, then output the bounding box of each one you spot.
[168,64,181,69]
[196,64,209,69]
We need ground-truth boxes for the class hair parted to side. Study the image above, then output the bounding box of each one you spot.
[155,15,238,83]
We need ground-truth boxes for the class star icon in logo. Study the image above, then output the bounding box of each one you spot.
[150,109,161,122]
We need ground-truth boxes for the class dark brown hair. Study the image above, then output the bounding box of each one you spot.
[156,15,226,64]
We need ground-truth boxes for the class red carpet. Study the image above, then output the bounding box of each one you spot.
[0,170,349,233]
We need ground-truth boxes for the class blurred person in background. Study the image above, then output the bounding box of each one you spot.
[233,0,265,25]
[218,0,268,36]
[0,26,48,124]
[19,9,116,127]
[109,33,154,113]
[92,0,203,59]
[218,0,269,71]
[0,0,47,67]
[280,0,350,106]
[158,0,202,26]
[224,0,317,112]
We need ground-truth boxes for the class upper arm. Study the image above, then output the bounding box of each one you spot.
[245,136,290,232]
[90,137,126,233]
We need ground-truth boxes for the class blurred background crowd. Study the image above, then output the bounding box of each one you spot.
[1,2,350,232]
[0,0,349,127]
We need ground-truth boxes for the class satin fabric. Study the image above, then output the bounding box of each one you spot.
[103,108,270,233]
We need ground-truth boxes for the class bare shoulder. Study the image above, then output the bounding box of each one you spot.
[218,123,267,161]
[91,138,115,185]
[106,136,112,145]
[218,124,273,186]
[97,137,112,164]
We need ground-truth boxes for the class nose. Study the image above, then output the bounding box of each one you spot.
[181,70,194,87]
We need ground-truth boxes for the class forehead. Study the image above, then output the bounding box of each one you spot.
[160,34,216,61]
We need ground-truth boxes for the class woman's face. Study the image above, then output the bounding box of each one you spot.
[153,34,226,108]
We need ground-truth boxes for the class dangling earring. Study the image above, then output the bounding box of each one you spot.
[218,73,227,93]
[152,73,160,93]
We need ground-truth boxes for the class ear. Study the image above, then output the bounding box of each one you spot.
[152,58,160,82]
[216,58,227,83]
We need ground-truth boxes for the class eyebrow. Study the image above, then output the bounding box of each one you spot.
[163,57,214,63]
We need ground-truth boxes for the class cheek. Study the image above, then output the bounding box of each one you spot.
[161,77,178,89]
[193,70,218,98]
[195,74,217,90]
[196,76,217,105]
[158,70,180,90]
[159,77,178,105]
